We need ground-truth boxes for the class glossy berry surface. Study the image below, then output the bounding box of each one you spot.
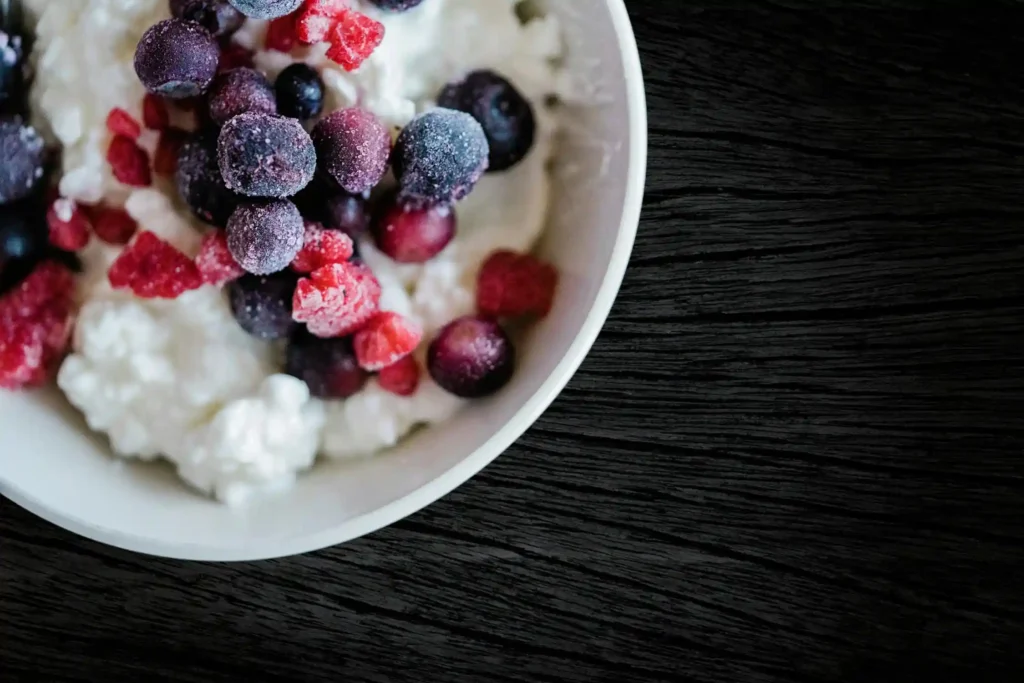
[218,112,316,198]
[0,200,47,292]
[227,0,303,19]
[133,19,220,99]
[372,197,456,263]
[228,272,298,340]
[169,0,245,39]
[437,70,536,172]
[286,331,368,399]
[226,199,304,275]
[311,108,390,195]
[367,0,425,10]
[353,311,423,371]
[207,67,278,127]
[176,131,240,227]
[0,30,25,110]
[275,63,325,121]
[392,108,489,208]
[0,117,47,204]
[427,315,515,398]
[291,221,354,273]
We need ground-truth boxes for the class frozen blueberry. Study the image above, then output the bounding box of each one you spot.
[372,194,455,263]
[323,192,370,240]
[134,19,220,99]
[228,271,298,340]
[428,316,515,398]
[0,30,26,112]
[227,0,303,19]
[367,0,425,10]
[0,117,47,204]
[311,108,391,195]
[176,131,241,227]
[0,198,47,293]
[207,67,277,127]
[218,111,316,198]
[169,0,245,39]
[392,108,489,208]
[437,70,536,172]
[286,331,369,399]
[226,199,304,274]
[275,63,325,121]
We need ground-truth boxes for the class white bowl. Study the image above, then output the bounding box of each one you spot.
[0,0,647,561]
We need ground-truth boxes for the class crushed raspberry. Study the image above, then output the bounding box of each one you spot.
[477,250,558,319]
[353,311,423,371]
[325,10,385,71]
[291,222,354,274]
[108,231,203,299]
[154,127,188,176]
[377,354,421,396]
[265,14,298,53]
[90,206,138,246]
[296,0,348,44]
[195,231,244,286]
[46,198,91,252]
[107,135,152,187]
[218,43,256,72]
[142,94,170,130]
[293,261,381,338]
[106,108,142,140]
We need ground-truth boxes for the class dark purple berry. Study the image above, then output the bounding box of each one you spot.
[275,63,325,121]
[372,195,455,263]
[437,70,536,172]
[367,0,425,10]
[169,0,245,39]
[226,199,304,275]
[392,108,488,208]
[0,117,46,204]
[0,30,26,112]
[323,192,370,240]
[176,131,241,227]
[228,271,298,340]
[311,108,390,195]
[207,67,277,127]
[286,332,369,399]
[227,0,303,19]
[0,199,47,293]
[133,19,220,99]
[428,316,515,398]
[218,111,316,198]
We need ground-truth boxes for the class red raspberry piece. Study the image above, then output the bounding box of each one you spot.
[293,261,381,338]
[296,12,333,44]
[325,10,384,71]
[218,43,256,72]
[105,107,142,140]
[108,231,203,299]
[46,198,91,251]
[153,127,188,176]
[477,250,558,319]
[291,222,354,274]
[90,206,138,246]
[377,354,421,396]
[107,135,152,187]
[266,14,298,52]
[305,0,348,14]
[353,311,423,371]
[195,231,244,286]
[142,94,170,130]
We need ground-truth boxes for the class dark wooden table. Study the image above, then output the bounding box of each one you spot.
[3,3,1024,681]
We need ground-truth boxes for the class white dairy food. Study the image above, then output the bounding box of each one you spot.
[29,0,565,503]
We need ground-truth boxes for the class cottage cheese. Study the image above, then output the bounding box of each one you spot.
[28,0,565,504]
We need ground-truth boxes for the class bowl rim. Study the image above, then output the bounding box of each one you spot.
[1,0,648,561]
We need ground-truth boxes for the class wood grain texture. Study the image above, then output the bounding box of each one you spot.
[3,3,1024,682]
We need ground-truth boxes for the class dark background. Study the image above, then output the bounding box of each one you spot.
[3,2,1024,681]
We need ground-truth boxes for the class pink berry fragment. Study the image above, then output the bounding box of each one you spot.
[46,198,91,252]
[292,261,381,338]
[377,354,420,396]
[108,231,203,299]
[195,231,245,285]
[291,221,354,274]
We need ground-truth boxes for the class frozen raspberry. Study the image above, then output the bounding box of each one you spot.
[170,0,246,39]
[46,198,90,252]
[90,207,139,246]
[218,111,316,198]
[154,127,189,176]
[0,117,47,204]
[368,0,424,11]
[265,14,298,53]
[371,196,455,263]
[142,94,171,130]
[218,43,256,73]
[311,108,390,194]
[392,109,489,208]
[176,131,240,226]
[134,19,220,99]
[0,260,74,322]
[108,231,203,299]
[229,271,298,339]
[0,261,75,389]
[207,67,277,126]
[105,108,142,139]
[195,230,245,285]
[477,250,558,319]
[227,0,303,20]
[292,261,381,338]
[286,331,368,399]
[325,10,385,72]
[291,221,354,273]
[275,63,324,120]
[107,135,153,187]
[226,199,304,275]
[427,315,515,398]
[0,323,46,389]
[295,0,347,44]
[353,311,422,371]
[377,355,420,396]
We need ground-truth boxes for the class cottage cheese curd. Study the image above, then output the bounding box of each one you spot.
[27,0,565,504]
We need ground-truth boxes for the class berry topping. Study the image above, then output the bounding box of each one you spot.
[226,0,304,20]
[324,10,385,72]
[353,311,423,371]
[90,206,139,246]
[291,221,354,273]
[377,355,420,396]
[265,14,298,53]
[218,111,316,198]
[107,135,153,187]
[226,199,304,275]
[0,30,25,109]
[295,0,348,44]
[324,192,369,240]
[170,0,246,39]
[0,117,47,204]
[176,131,240,226]
[311,108,390,195]
[195,230,245,285]
[437,70,536,172]
[368,0,425,11]
[292,261,381,338]
[108,231,204,299]
[392,109,489,208]
[134,19,220,99]
[154,127,189,176]
[428,316,515,398]
[229,271,299,340]
[371,198,456,263]
[105,108,142,140]
[285,331,368,399]
[46,198,90,252]
[477,250,558,319]
[207,67,278,127]
[1,200,47,291]
[218,43,256,73]
[275,63,325,120]
[142,94,171,130]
